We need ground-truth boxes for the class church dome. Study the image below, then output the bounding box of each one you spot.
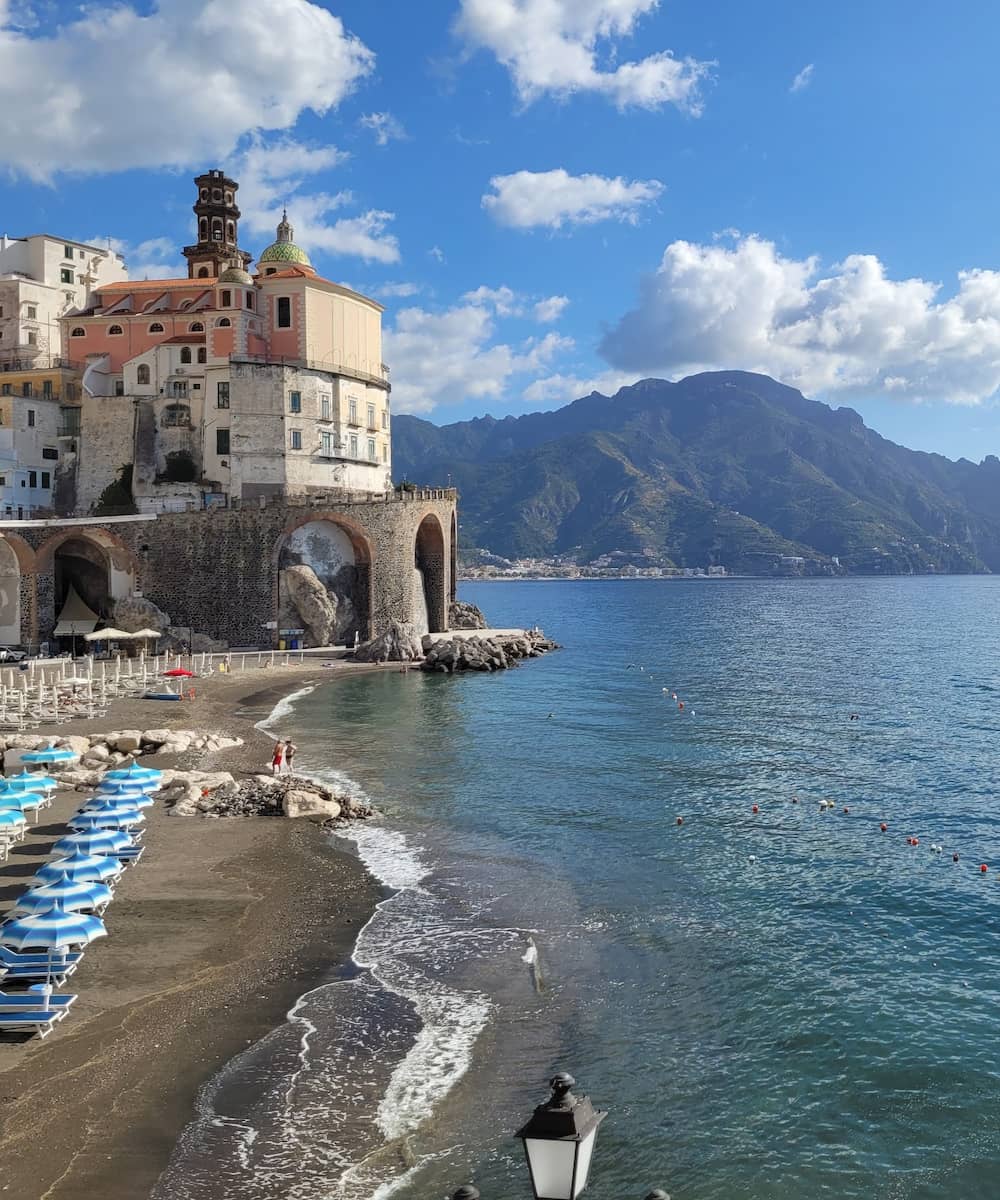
[258,209,312,267]
[218,258,253,285]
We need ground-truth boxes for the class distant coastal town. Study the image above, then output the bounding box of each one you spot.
[460,547,843,581]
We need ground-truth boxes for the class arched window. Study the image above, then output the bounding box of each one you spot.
[217,317,232,328]
[197,267,209,278]
[199,218,208,240]
[211,218,223,241]
[149,322,164,334]
[136,364,150,385]
[245,292,254,310]
[225,191,233,204]
[70,326,86,337]
[197,347,207,364]
[220,289,231,307]
[108,324,123,336]
[200,188,208,201]
[180,347,192,364]
[189,322,204,332]
[226,222,235,242]
[265,267,276,276]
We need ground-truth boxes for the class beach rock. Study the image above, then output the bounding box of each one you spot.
[448,600,489,630]
[355,621,424,664]
[113,595,171,635]
[114,732,143,753]
[420,629,558,675]
[57,735,93,756]
[282,789,342,821]
[281,564,338,647]
[141,729,173,747]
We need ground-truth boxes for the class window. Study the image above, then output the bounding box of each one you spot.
[349,433,358,458]
[0,478,5,487]
[217,382,230,408]
[64,244,74,259]
[0,384,8,395]
[245,292,254,310]
[290,429,302,450]
[60,268,73,284]
[320,393,331,420]
[197,347,207,364]
[42,447,57,460]
[216,429,230,455]
[212,188,222,201]
[26,332,37,347]
[28,471,36,488]
[265,267,276,276]
[220,289,231,308]
[321,431,333,457]
[70,326,85,337]
[79,249,85,259]
[367,403,376,429]
[217,317,231,328]
[0,305,3,317]
[382,444,388,463]
[276,297,291,328]
[226,222,235,242]
[368,438,376,462]
[149,322,164,334]
[26,305,37,320]
[198,267,210,278]
[199,218,208,240]
[22,384,32,398]
[225,191,233,204]
[162,402,189,425]
[180,347,192,364]
[382,410,389,430]
[114,380,124,396]
[41,472,50,489]
[167,381,188,399]
[108,324,123,335]
[289,390,301,413]
[136,364,150,385]
[42,380,52,398]
[348,397,358,425]
[200,188,208,201]
[189,322,204,333]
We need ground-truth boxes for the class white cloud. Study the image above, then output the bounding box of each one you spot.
[523,368,636,405]
[462,285,523,316]
[89,236,180,280]
[428,246,446,263]
[790,63,814,93]
[600,233,1000,405]
[231,139,400,265]
[0,0,373,181]
[483,169,663,229]
[359,112,407,146]
[369,281,423,299]
[385,294,574,413]
[534,295,570,322]
[455,0,711,111]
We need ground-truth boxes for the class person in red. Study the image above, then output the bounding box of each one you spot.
[271,740,284,776]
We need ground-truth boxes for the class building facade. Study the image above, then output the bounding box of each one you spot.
[61,173,393,513]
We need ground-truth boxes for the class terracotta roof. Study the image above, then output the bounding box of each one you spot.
[254,265,316,280]
[160,334,206,344]
[97,277,209,292]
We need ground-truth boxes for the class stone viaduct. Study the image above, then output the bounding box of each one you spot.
[0,488,458,649]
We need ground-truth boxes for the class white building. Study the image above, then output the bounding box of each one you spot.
[0,234,126,369]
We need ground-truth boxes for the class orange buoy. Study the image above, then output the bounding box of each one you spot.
[752,804,759,814]
[913,837,920,846]
[880,823,888,833]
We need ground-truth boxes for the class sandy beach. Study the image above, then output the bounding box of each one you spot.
[0,661,389,1199]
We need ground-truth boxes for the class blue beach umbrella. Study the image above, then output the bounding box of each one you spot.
[69,809,145,832]
[0,809,27,834]
[2,771,58,792]
[12,876,113,917]
[97,780,156,797]
[76,797,141,816]
[104,763,162,785]
[0,793,46,821]
[35,850,122,885]
[0,903,107,952]
[21,746,79,764]
[87,789,153,809]
[52,829,134,857]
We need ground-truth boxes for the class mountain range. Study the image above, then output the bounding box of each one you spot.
[392,371,1000,575]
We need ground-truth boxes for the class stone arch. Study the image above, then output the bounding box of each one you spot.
[36,528,139,643]
[414,513,446,634]
[0,538,21,646]
[274,515,373,646]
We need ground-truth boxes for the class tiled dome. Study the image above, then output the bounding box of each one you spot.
[258,210,311,267]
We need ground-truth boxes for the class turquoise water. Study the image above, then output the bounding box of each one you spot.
[161,578,1000,1200]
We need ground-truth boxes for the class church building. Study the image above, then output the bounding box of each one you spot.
[62,171,392,512]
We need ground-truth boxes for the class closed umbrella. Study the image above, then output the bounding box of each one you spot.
[21,746,79,764]
[52,830,134,857]
[163,668,194,678]
[12,877,113,917]
[35,850,122,885]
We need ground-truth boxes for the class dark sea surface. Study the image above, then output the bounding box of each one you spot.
[159,579,1000,1200]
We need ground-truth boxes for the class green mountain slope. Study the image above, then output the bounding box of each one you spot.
[393,372,1000,574]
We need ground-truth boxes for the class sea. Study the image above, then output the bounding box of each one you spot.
[153,577,1000,1200]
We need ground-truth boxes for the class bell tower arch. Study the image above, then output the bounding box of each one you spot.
[182,169,253,280]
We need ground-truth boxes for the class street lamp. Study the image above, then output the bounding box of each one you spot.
[516,1073,606,1200]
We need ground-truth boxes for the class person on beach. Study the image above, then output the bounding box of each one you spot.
[271,740,284,775]
[283,739,297,774]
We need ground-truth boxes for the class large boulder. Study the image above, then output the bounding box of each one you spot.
[449,600,489,630]
[112,595,171,635]
[355,621,424,663]
[281,563,338,647]
[282,789,342,821]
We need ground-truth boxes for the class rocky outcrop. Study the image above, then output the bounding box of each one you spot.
[448,600,489,630]
[355,621,424,663]
[111,595,227,654]
[0,728,244,777]
[281,563,338,647]
[420,630,558,674]
[162,771,372,822]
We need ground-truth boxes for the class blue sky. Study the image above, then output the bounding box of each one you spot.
[3,0,1000,460]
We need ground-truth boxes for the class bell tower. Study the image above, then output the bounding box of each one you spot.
[182,170,253,280]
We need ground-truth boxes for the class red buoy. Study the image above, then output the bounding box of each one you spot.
[880,823,888,833]
[752,804,759,814]
[981,864,989,874]
[913,838,920,846]
[676,816,684,826]
[843,807,850,814]
[953,853,960,863]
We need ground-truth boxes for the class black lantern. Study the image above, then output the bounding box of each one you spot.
[515,1073,607,1200]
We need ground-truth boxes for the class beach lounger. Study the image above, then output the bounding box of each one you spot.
[1,963,76,985]
[116,845,145,865]
[0,947,82,967]
[0,991,76,1011]
[0,1009,66,1038]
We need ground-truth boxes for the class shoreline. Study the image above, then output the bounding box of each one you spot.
[0,661,390,1200]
